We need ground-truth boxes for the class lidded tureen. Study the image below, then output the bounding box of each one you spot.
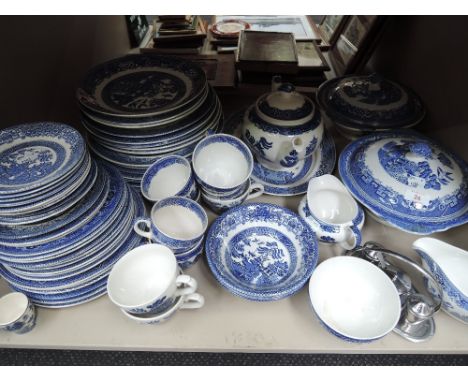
[317,74,425,137]
[339,130,468,234]
[242,76,324,169]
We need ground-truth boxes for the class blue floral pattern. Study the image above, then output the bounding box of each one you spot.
[244,129,273,157]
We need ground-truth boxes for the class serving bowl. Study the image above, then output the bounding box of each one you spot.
[308,256,401,342]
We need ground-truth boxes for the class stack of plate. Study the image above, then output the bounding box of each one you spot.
[77,54,224,188]
[0,122,144,308]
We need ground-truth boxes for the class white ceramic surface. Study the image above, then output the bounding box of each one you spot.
[107,244,198,314]
[308,256,401,342]
[192,134,253,191]
[0,292,29,326]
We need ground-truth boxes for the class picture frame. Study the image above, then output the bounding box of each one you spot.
[330,15,387,75]
[317,15,349,48]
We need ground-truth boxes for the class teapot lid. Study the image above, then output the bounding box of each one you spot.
[317,74,425,129]
[256,83,315,124]
[339,130,468,234]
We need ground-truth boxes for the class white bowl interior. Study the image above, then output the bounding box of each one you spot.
[309,190,357,224]
[0,292,28,325]
[107,245,176,307]
[148,163,190,200]
[194,142,249,188]
[153,204,204,240]
[309,257,401,340]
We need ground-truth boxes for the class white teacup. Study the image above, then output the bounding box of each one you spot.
[192,134,254,194]
[121,293,205,325]
[107,244,199,315]
[141,155,198,203]
[299,175,364,250]
[133,197,208,253]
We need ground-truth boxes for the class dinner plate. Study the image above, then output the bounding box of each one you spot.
[0,167,109,243]
[205,203,319,301]
[0,159,98,226]
[77,54,207,118]
[0,122,86,193]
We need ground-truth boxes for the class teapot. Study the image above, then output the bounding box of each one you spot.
[241,76,324,170]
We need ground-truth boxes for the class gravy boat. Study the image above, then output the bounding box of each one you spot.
[413,238,468,324]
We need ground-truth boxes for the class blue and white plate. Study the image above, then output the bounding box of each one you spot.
[0,167,109,243]
[82,87,216,139]
[80,84,210,129]
[205,203,319,301]
[0,159,98,226]
[317,74,426,131]
[0,164,126,260]
[250,130,336,196]
[77,54,207,118]
[339,130,468,234]
[0,122,86,193]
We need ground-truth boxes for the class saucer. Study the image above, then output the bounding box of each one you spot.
[224,109,336,196]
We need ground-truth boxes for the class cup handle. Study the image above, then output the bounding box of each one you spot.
[246,182,264,200]
[180,293,205,310]
[133,218,153,240]
[174,274,198,297]
[341,225,362,250]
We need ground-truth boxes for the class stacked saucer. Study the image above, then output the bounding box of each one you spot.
[0,122,144,308]
[77,54,224,188]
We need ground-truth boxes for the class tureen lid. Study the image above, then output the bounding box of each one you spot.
[317,74,425,129]
[256,81,315,125]
[339,130,468,234]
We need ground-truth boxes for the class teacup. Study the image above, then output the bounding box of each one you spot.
[121,293,205,325]
[0,292,36,334]
[141,155,198,203]
[107,244,199,315]
[298,175,364,250]
[201,179,264,213]
[133,197,208,253]
[175,237,204,270]
[192,134,254,194]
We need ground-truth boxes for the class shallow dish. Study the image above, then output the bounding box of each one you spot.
[308,256,401,343]
[205,203,319,301]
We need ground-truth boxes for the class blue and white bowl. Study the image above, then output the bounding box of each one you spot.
[133,197,208,253]
[0,292,36,334]
[205,203,319,301]
[308,256,401,343]
[192,134,254,194]
[141,155,197,203]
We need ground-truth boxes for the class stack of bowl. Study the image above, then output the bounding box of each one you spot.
[76,54,224,189]
[0,122,144,308]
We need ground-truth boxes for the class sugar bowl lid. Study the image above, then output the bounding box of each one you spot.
[255,78,316,126]
[317,74,425,129]
[339,130,468,234]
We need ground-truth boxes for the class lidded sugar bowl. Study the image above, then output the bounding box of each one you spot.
[242,76,324,169]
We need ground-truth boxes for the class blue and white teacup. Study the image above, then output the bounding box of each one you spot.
[141,155,198,203]
[120,293,205,325]
[201,179,264,214]
[192,134,255,195]
[107,244,199,315]
[133,196,208,253]
[0,292,36,334]
[175,237,205,270]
